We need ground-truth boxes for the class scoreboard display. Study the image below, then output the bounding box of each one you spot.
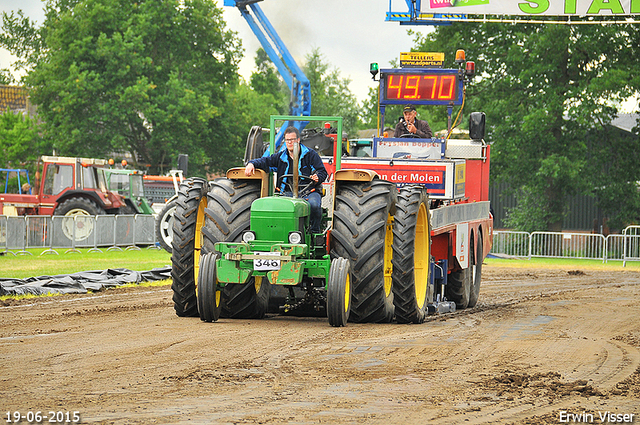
[380,69,464,106]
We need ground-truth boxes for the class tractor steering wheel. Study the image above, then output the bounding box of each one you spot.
[399,133,421,138]
[276,174,316,197]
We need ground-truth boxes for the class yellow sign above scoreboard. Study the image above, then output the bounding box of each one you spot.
[400,52,445,68]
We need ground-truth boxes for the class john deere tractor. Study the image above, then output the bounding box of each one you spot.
[170,116,397,326]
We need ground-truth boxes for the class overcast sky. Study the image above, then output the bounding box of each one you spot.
[0,0,428,102]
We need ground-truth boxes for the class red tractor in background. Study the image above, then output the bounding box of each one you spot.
[0,156,127,218]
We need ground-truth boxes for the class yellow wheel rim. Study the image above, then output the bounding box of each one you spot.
[344,272,351,313]
[194,195,208,288]
[414,203,430,308]
[254,275,262,293]
[384,215,394,297]
[215,286,222,307]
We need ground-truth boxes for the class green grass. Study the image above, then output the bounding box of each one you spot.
[485,256,640,271]
[3,248,638,281]
[0,248,172,279]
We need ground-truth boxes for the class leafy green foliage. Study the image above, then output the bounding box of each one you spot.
[8,0,244,176]
[0,9,45,80]
[413,22,640,230]
[0,111,47,171]
[303,48,361,136]
[250,47,288,115]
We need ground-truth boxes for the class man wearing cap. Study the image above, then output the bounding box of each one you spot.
[394,104,433,138]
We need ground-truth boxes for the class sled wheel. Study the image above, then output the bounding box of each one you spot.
[446,233,477,310]
[467,232,483,308]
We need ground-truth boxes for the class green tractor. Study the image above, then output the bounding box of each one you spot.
[101,168,154,215]
[170,116,397,326]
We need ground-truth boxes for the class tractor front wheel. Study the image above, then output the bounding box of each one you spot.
[327,257,351,327]
[197,252,222,322]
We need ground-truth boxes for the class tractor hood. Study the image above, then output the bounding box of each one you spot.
[250,196,309,242]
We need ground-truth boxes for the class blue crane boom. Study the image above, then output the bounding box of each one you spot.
[224,0,311,150]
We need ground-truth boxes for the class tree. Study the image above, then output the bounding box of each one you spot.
[303,48,361,135]
[0,9,46,83]
[0,111,47,170]
[249,48,287,114]
[413,21,640,231]
[3,0,243,176]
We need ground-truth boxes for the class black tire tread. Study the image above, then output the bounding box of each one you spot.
[222,277,270,319]
[327,257,350,327]
[392,186,430,324]
[446,235,474,309]
[55,197,104,216]
[330,179,396,323]
[198,252,221,322]
[468,232,483,308]
[170,177,208,317]
[201,177,268,319]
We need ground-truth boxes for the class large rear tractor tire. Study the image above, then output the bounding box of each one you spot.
[55,197,105,242]
[330,179,397,323]
[327,257,351,327]
[467,232,483,308]
[170,178,208,317]
[155,196,177,253]
[222,276,270,319]
[201,178,260,253]
[197,252,222,322]
[392,186,431,324]
[446,233,479,310]
[201,177,269,319]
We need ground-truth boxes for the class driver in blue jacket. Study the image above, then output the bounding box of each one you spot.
[244,126,328,233]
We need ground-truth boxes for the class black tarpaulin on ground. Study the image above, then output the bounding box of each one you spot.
[0,267,171,296]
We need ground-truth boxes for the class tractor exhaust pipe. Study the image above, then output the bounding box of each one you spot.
[292,142,300,198]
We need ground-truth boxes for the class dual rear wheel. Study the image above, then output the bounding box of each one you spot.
[391,186,431,324]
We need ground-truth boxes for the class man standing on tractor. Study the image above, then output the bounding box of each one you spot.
[244,126,328,233]
[394,104,433,138]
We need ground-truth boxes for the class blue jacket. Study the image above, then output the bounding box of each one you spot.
[250,144,328,193]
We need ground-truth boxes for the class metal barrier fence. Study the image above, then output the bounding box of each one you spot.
[0,214,159,255]
[2,215,638,264]
[491,231,530,258]
[622,225,640,267]
[530,232,605,261]
[492,228,640,266]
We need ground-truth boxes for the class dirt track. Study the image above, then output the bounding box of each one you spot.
[1,264,639,424]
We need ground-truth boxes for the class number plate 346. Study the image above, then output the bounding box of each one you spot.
[253,252,281,271]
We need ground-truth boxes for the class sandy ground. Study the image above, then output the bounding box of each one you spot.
[1,263,639,424]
